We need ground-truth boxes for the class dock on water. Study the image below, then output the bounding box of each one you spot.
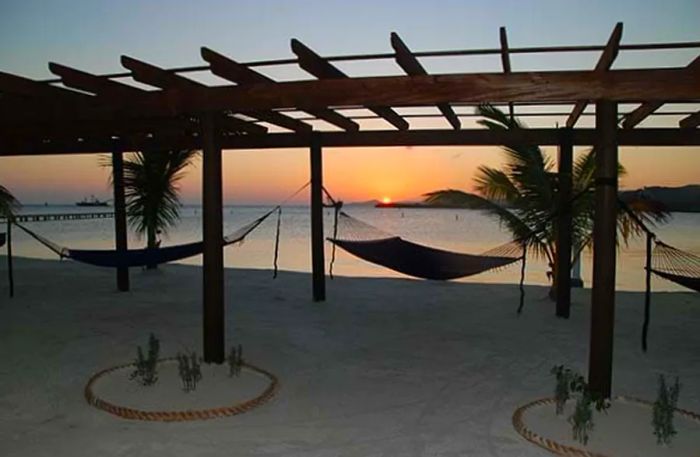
[1,212,115,223]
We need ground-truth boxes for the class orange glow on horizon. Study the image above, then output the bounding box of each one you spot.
[382,196,392,204]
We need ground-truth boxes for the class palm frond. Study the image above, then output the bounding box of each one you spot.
[0,184,21,218]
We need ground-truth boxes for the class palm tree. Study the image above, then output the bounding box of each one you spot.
[0,184,21,219]
[118,149,198,269]
[425,104,668,298]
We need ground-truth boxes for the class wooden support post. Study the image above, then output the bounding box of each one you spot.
[201,112,225,363]
[6,218,13,298]
[310,136,326,301]
[112,150,129,292]
[555,127,573,318]
[588,100,618,398]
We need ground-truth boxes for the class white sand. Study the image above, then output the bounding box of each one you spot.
[1,257,699,456]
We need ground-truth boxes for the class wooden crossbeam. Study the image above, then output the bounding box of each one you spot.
[122,55,309,133]
[2,68,699,125]
[291,38,409,130]
[3,128,700,156]
[0,71,92,100]
[499,27,515,120]
[391,32,460,129]
[566,23,623,127]
[49,62,145,98]
[201,47,357,131]
[623,54,700,128]
[680,111,700,129]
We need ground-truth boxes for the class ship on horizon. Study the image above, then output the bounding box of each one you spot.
[75,195,110,207]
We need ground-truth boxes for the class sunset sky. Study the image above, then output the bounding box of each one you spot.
[1,0,698,205]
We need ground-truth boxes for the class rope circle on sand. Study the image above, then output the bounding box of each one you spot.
[84,358,279,422]
[512,396,700,457]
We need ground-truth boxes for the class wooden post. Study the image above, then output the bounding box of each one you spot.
[6,218,13,298]
[588,100,618,398]
[555,127,573,318]
[310,136,326,301]
[201,112,225,363]
[112,150,129,291]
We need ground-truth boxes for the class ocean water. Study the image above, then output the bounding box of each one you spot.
[3,204,699,292]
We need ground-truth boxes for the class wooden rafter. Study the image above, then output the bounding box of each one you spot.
[121,55,309,133]
[0,71,92,100]
[566,23,623,128]
[680,111,700,129]
[291,38,409,130]
[200,47,357,132]
[623,55,700,128]
[391,32,460,129]
[499,27,515,120]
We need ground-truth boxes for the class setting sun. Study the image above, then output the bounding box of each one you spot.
[382,196,392,204]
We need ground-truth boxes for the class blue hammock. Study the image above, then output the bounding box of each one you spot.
[14,209,277,268]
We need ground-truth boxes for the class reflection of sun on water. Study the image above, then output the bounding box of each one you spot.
[382,196,392,204]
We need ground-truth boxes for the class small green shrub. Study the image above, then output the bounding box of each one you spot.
[130,333,160,386]
[551,365,610,445]
[176,351,202,393]
[652,374,681,445]
[227,344,243,377]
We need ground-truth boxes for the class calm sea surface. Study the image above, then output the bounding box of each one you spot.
[5,204,700,292]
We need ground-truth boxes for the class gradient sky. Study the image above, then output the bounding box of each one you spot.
[1,0,699,204]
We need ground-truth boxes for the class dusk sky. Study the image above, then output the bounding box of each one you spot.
[1,0,698,204]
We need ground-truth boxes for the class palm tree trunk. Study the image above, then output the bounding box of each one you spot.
[146,223,157,270]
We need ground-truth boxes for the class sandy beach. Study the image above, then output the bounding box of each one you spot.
[1,256,698,456]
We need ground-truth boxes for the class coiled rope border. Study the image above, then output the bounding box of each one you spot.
[512,396,700,457]
[84,358,279,422]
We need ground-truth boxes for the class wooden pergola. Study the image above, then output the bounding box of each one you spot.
[1,24,699,398]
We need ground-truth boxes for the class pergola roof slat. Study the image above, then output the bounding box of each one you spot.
[679,111,700,129]
[623,54,700,128]
[566,22,623,128]
[0,71,93,100]
[391,32,460,129]
[499,26,515,120]
[121,55,310,133]
[291,38,409,130]
[201,47,357,131]
[48,62,147,98]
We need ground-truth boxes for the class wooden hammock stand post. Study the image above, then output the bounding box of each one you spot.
[111,149,129,292]
[0,24,698,390]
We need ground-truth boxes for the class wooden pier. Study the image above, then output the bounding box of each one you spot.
[1,212,114,223]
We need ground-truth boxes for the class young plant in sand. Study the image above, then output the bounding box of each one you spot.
[652,374,681,445]
[130,333,160,386]
[176,351,202,393]
[424,104,669,301]
[551,365,610,445]
[107,149,198,269]
[227,344,244,377]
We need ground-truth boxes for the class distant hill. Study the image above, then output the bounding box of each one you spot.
[621,185,700,213]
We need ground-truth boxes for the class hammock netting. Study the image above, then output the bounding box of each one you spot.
[328,210,524,281]
[14,209,277,269]
[650,240,700,293]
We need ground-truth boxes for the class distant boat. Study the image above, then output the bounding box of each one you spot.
[76,195,110,207]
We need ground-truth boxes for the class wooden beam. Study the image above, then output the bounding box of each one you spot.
[499,27,515,120]
[391,33,460,129]
[112,150,129,292]
[3,68,700,124]
[49,62,145,98]
[555,127,573,319]
[291,38,409,130]
[201,112,225,363]
[122,55,310,133]
[3,128,700,156]
[588,100,618,399]
[0,71,92,100]
[566,23,623,127]
[623,55,700,128]
[201,47,358,132]
[310,136,325,301]
[680,111,700,129]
